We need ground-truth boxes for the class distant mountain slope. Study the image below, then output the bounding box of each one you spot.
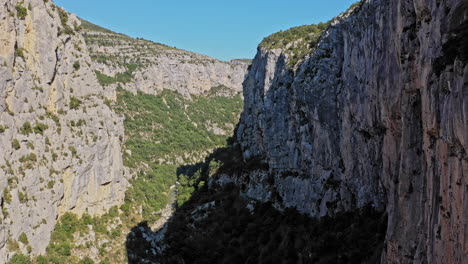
[80,19,249,97]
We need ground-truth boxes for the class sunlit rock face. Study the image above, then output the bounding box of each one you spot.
[82,26,249,98]
[235,0,467,262]
[0,0,126,261]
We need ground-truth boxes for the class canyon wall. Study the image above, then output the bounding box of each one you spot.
[81,23,249,98]
[234,0,467,263]
[0,0,128,261]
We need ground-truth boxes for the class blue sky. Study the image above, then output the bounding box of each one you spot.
[55,0,357,61]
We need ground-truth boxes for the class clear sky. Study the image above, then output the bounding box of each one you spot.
[54,0,357,61]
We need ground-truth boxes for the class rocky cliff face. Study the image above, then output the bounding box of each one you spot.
[80,21,249,98]
[234,0,467,263]
[0,0,127,261]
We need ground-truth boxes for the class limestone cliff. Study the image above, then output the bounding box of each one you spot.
[0,0,127,261]
[80,20,249,98]
[233,0,467,263]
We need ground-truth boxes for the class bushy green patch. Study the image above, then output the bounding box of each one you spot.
[94,64,138,86]
[15,4,27,20]
[43,210,127,263]
[15,47,25,59]
[45,213,89,263]
[20,122,32,135]
[69,146,77,157]
[115,88,242,165]
[8,253,31,264]
[79,257,95,264]
[18,233,29,244]
[123,164,177,222]
[3,188,12,203]
[12,139,21,150]
[115,87,242,220]
[33,122,49,135]
[260,23,329,50]
[18,191,28,203]
[58,8,68,25]
[73,61,80,71]
[260,22,330,67]
[56,8,74,36]
[19,153,37,163]
[69,97,82,110]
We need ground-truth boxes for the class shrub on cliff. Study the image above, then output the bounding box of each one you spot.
[69,97,82,110]
[20,122,32,135]
[8,253,31,264]
[15,5,27,20]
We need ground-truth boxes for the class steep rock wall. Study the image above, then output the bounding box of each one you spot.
[81,27,249,98]
[235,0,467,263]
[0,0,127,261]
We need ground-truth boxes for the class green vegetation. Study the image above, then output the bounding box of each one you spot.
[47,180,55,189]
[16,47,25,59]
[7,239,19,251]
[349,0,366,11]
[69,146,77,157]
[19,153,37,163]
[18,191,28,203]
[43,211,127,263]
[73,61,80,71]
[20,122,32,135]
[4,188,12,203]
[69,97,82,110]
[260,22,330,67]
[94,64,138,86]
[45,213,83,263]
[19,233,29,244]
[35,256,48,264]
[39,86,242,263]
[15,4,27,20]
[81,16,176,73]
[260,23,330,50]
[79,257,95,264]
[12,139,20,150]
[33,122,49,135]
[46,111,60,125]
[57,8,68,25]
[115,88,242,164]
[116,87,242,221]
[8,253,31,264]
[79,19,114,34]
[122,164,177,221]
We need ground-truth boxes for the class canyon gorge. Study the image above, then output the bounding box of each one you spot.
[0,0,467,263]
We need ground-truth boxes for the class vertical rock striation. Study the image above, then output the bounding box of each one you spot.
[0,0,126,261]
[235,0,467,262]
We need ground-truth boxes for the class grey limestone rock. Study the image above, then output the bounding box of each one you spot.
[234,0,467,263]
[0,0,127,261]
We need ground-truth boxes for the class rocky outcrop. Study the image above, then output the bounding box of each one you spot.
[81,22,249,98]
[234,0,467,263]
[0,0,127,261]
